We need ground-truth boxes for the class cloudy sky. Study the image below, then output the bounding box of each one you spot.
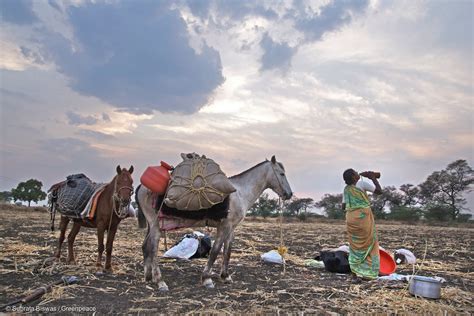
[0,0,473,210]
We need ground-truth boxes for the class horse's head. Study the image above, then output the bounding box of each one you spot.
[268,155,293,200]
[114,165,134,208]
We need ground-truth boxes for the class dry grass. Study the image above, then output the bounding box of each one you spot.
[0,206,472,314]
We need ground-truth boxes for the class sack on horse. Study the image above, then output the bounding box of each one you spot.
[48,174,97,218]
[164,153,236,211]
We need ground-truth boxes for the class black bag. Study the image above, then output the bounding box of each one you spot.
[191,235,212,259]
[315,250,351,274]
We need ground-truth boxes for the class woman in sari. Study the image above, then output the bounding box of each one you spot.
[341,169,382,280]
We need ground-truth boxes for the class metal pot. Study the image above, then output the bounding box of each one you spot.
[409,276,441,299]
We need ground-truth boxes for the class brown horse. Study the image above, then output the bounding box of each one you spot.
[54,165,134,272]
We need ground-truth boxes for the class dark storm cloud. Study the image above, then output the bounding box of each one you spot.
[66,111,98,126]
[184,0,368,71]
[187,0,277,20]
[293,0,369,41]
[260,33,296,71]
[44,1,224,114]
[0,0,38,25]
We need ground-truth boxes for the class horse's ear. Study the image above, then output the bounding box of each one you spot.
[271,155,276,164]
[129,165,134,174]
[116,165,122,174]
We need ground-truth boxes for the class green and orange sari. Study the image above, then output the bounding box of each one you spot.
[344,185,380,279]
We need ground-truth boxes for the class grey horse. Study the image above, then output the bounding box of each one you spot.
[136,155,293,290]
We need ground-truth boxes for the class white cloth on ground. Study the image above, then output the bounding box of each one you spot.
[395,248,416,264]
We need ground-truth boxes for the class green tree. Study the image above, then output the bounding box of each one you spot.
[399,184,420,206]
[284,197,314,216]
[0,191,13,203]
[315,193,343,219]
[249,193,279,218]
[386,205,423,221]
[371,186,400,219]
[11,179,47,207]
[424,205,451,221]
[419,159,474,220]
[384,184,420,221]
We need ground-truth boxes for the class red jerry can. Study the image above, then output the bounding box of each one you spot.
[140,161,172,194]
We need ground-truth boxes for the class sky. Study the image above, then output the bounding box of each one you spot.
[0,0,473,211]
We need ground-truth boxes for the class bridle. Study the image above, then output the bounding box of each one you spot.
[111,175,134,219]
[270,161,288,200]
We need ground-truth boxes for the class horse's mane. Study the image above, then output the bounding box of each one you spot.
[229,160,284,179]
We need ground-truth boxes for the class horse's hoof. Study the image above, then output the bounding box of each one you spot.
[158,281,169,292]
[104,267,113,273]
[203,278,215,289]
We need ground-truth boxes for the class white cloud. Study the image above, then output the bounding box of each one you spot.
[1,1,472,211]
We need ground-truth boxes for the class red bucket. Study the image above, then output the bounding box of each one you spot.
[379,249,397,276]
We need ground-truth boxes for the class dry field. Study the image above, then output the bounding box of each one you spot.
[0,205,472,314]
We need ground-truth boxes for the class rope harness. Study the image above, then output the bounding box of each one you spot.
[270,162,288,274]
[174,158,225,209]
[108,176,134,232]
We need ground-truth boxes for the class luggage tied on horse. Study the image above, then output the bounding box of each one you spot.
[48,174,133,222]
[48,174,100,219]
[164,153,236,211]
[140,153,235,211]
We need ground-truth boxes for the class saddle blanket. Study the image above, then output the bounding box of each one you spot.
[80,184,136,220]
[158,210,202,231]
[80,184,107,220]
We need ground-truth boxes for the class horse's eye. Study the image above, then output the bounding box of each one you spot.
[280,173,284,176]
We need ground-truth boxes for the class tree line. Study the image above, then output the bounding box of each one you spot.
[1,159,472,222]
[249,159,473,222]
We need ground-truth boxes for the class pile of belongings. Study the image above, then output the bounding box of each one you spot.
[163,231,212,260]
[315,245,350,273]
[48,174,100,218]
[394,248,416,264]
[164,153,236,210]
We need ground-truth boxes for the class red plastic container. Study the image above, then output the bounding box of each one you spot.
[140,161,172,194]
[379,249,397,276]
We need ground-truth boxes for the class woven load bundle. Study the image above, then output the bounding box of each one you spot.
[54,174,96,218]
[164,153,236,211]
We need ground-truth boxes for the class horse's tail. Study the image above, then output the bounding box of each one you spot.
[135,184,147,229]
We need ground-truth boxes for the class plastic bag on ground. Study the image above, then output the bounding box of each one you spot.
[261,250,284,264]
[304,259,325,268]
[163,237,199,259]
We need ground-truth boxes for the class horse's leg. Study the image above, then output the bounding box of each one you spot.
[66,222,82,264]
[220,231,234,283]
[137,186,168,291]
[96,223,105,270]
[104,221,119,272]
[142,221,168,291]
[202,221,232,288]
[54,216,70,260]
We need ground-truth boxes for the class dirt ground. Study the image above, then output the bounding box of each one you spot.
[0,206,472,314]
